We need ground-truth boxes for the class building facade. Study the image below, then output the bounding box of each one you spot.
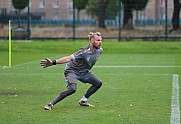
[30,0,73,20]
[0,0,75,20]
[0,0,178,21]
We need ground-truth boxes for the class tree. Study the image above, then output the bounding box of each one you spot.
[122,0,148,30]
[86,0,99,20]
[105,0,119,19]
[98,0,106,28]
[74,0,88,20]
[171,0,181,31]
[122,0,135,30]
[86,0,118,28]
[12,0,29,27]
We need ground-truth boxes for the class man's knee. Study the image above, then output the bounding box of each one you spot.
[95,81,102,89]
[68,83,77,94]
[69,87,76,94]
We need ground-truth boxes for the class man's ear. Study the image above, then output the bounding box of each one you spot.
[90,38,94,44]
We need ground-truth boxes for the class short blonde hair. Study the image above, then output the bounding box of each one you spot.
[88,32,101,41]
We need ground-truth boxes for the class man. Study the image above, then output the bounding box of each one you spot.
[40,32,103,110]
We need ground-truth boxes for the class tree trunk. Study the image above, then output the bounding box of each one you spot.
[98,0,106,28]
[172,0,181,30]
[17,10,21,27]
[122,0,134,30]
[77,9,80,21]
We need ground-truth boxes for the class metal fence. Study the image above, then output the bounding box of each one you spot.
[0,0,180,41]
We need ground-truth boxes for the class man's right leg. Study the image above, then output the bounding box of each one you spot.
[44,83,77,110]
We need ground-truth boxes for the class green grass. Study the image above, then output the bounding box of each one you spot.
[1,40,181,66]
[0,40,181,124]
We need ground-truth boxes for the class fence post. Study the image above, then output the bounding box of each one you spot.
[72,0,75,41]
[118,0,122,41]
[165,0,168,41]
[27,0,30,40]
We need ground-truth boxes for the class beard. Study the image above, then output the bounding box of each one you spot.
[93,43,101,49]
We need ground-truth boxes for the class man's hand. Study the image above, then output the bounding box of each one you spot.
[40,58,54,68]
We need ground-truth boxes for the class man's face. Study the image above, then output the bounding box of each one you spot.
[91,35,102,49]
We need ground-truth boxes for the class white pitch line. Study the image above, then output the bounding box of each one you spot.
[0,73,172,76]
[170,74,180,124]
[1,65,181,70]
[0,73,63,76]
[99,73,171,76]
[0,66,9,70]
[95,65,181,68]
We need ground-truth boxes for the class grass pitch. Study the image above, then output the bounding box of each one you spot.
[0,40,181,124]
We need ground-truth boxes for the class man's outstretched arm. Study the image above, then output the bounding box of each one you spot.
[40,56,71,68]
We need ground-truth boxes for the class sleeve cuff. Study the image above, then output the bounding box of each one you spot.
[70,54,75,61]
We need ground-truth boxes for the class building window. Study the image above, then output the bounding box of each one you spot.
[39,0,45,8]
[69,1,73,10]
[68,1,73,20]
[53,0,59,8]
[11,5,15,12]
[28,0,31,7]
[52,13,60,20]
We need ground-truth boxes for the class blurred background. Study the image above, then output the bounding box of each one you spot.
[0,0,180,41]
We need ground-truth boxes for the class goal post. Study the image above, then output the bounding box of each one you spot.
[9,20,12,67]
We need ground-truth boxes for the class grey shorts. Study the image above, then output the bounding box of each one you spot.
[64,71,101,87]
